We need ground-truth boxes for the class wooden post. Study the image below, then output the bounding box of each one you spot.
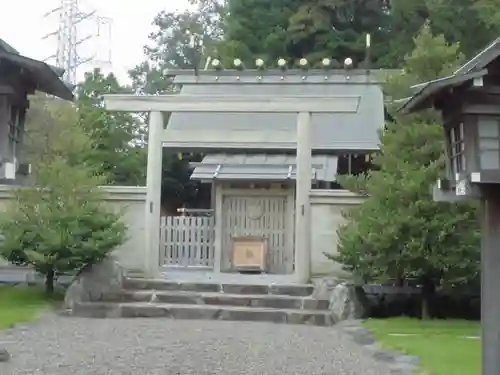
[144,111,163,277]
[481,186,500,375]
[295,111,312,283]
[213,183,223,273]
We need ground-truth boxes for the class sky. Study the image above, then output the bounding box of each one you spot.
[0,0,192,83]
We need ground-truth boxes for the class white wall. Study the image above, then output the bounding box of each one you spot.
[310,189,365,278]
[0,185,147,273]
[101,186,147,274]
[0,185,366,281]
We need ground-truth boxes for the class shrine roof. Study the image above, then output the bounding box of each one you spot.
[399,69,487,113]
[400,35,500,114]
[0,39,74,101]
[164,69,385,152]
[190,153,338,182]
[454,36,500,75]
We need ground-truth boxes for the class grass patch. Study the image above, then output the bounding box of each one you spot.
[0,285,63,330]
[364,317,480,375]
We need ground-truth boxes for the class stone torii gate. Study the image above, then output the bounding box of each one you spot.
[104,93,350,283]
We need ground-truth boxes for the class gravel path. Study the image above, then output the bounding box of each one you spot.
[0,315,392,375]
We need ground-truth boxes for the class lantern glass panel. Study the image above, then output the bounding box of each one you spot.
[478,118,500,170]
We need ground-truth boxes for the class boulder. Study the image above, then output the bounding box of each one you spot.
[0,347,10,362]
[311,277,342,299]
[313,278,368,322]
[63,256,126,312]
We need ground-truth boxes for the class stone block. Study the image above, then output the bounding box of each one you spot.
[0,347,10,362]
[123,279,221,293]
[222,284,269,295]
[270,284,314,296]
[313,277,368,322]
[63,256,126,312]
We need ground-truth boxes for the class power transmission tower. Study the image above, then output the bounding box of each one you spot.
[42,0,112,84]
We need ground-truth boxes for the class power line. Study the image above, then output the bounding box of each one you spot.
[42,0,112,84]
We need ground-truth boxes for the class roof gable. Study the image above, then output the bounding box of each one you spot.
[0,39,74,101]
[454,36,500,75]
[164,70,385,152]
[400,35,500,114]
[399,69,487,113]
[0,40,19,55]
[190,153,338,182]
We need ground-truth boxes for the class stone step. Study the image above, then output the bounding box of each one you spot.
[69,302,336,326]
[122,278,314,297]
[107,290,329,310]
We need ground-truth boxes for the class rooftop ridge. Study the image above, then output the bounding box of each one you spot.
[168,69,396,85]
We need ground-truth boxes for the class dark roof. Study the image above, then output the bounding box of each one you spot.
[410,36,500,91]
[399,69,487,113]
[0,39,74,101]
[164,70,385,152]
[190,153,338,182]
[400,35,500,114]
[454,36,500,75]
[0,40,19,54]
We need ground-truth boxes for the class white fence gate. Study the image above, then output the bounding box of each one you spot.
[160,216,215,268]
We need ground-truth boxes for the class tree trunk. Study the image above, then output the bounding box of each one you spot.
[45,268,55,296]
[420,277,436,320]
[395,271,405,287]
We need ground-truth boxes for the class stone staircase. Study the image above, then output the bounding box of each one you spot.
[68,278,336,326]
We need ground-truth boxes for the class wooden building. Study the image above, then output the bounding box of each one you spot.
[104,63,385,284]
[0,39,74,183]
[400,36,500,375]
[400,36,500,198]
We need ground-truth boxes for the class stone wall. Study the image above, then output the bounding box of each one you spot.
[310,189,365,278]
[0,185,147,273]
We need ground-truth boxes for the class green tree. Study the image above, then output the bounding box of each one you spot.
[379,0,429,67]
[129,1,222,212]
[77,69,146,186]
[223,0,498,69]
[286,0,391,66]
[425,0,497,59]
[0,100,126,295]
[383,0,498,67]
[127,9,201,95]
[129,0,226,93]
[223,0,390,66]
[22,95,93,169]
[333,24,481,319]
[474,0,500,28]
[224,0,302,63]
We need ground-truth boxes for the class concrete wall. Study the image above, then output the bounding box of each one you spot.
[310,189,365,278]
[0,185,147,273]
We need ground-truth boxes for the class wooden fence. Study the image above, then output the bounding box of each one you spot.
[160,216,215,268]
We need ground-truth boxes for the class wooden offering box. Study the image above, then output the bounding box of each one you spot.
[232,236,267,272]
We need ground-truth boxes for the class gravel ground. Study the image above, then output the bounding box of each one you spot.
[0,314,392,375]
